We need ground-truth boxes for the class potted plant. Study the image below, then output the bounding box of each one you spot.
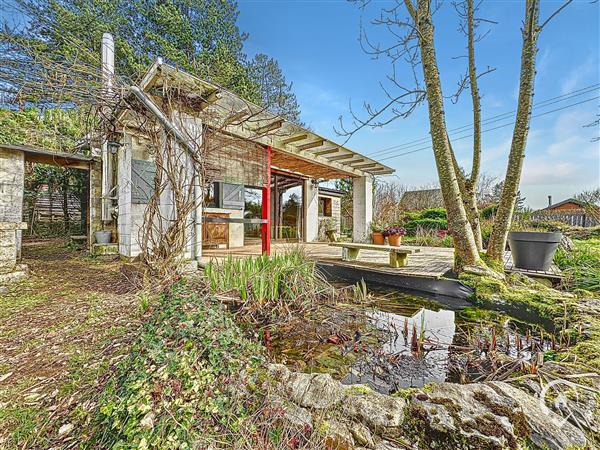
[322,218,338,242]
[370,221,385,245]
[508,230,563,271]
[383,226,406,246]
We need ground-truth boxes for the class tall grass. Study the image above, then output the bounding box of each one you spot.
[554,239,600,292]
[204,249,337,323]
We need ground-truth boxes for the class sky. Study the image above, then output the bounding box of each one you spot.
[236,0,600,209]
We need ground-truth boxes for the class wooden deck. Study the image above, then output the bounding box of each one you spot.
[503,251,563,281]
[202,242,455,279]
[203,243,563,281]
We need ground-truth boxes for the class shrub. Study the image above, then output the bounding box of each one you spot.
[91,281,266,449]
[419,208,447,220]
[480,204,498,219]
[406,226,453,247]
[404,218,448,236]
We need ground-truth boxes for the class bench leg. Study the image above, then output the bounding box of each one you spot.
[344,248,360,261]
[389,252,407,268]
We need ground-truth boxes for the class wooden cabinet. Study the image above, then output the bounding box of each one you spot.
[202,212,229,248]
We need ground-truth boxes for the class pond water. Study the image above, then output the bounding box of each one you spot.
[271,284,552,395]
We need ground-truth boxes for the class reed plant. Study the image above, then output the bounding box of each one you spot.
[204,249,338,324]
[554,238,600,292]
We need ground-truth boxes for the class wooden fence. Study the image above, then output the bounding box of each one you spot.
[530,210,598,228]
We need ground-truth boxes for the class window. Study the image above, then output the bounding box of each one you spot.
[204,182,218,208]
[319,196,332,217]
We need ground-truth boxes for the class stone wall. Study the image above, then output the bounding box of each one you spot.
[267,363,589,450]
[0,149,26,276]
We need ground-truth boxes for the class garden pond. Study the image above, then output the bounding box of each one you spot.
[270,283,555,395]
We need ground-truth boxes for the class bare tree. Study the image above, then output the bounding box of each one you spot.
[341,0,573,268]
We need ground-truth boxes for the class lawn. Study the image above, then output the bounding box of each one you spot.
[0,239,141,448]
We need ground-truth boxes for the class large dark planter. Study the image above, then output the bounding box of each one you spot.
[508,231,562,271]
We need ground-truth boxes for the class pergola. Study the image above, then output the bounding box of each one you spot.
[129,60,395,254]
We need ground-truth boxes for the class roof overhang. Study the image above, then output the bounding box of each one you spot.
[136,60,395,179]
[0,144,93,170]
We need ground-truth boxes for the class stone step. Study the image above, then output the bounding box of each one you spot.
[91,243,118,256]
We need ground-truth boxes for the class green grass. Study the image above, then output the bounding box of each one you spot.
[554,238,600,293]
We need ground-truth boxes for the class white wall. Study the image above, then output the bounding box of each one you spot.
[303,179,319,242]
[352,175,373,242]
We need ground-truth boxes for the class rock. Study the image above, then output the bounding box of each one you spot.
[489,382,587,450]
[267,394,313,431]
[140,411,155,429]
[322,419,354,450]
[58,423,74,437]
[409,381,587,450]
[342,386,405,432]
[349,421,375,448]
[285,372,344,409]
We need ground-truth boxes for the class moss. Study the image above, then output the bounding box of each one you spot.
[345,384,373,395]
[392,387,417,399]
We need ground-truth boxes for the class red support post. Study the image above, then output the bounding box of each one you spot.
[261,145,272,255]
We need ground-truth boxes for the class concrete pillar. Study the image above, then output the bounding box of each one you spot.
[303,179,319,242]
[352,175,373,242]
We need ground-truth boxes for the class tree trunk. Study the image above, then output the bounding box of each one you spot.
[412,0,481,269]
[487,0,540,260]
[465,0,483,251]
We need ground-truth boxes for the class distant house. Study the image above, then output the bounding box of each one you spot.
[544,197,585,211]
[532,196,598,227]
[400,189,444,211]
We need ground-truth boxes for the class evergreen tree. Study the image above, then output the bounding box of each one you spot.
[249,53,302,124]
[2,0,302,119]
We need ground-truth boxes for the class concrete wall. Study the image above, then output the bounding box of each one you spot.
[352,175,373,242]
[118,132,151,258]
[0,148,25,274]
[303,179,319,243]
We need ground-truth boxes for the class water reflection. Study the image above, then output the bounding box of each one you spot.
[343,307,457,393]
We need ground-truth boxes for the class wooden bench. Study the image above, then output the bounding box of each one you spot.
[328,242,421,268]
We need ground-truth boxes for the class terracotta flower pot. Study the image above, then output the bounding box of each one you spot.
[387,234,402,246]
[372,232,385,245]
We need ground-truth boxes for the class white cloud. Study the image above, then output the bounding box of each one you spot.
[560,56,598,95]
[521,157,577,185]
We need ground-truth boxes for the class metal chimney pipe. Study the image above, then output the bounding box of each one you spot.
[548,195,552,207]
[101,33,115,222]
[101,33,115,93]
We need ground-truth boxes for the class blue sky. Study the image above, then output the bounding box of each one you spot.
[237,0,599,209]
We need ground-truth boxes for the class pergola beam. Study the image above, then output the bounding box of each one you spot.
[198,90,222,111]
[296,139,324,151]
[326,153,355,162]
[353,163,377,169]
[255,118,284,134]
[281,134,308,145]
[313,147,340,156]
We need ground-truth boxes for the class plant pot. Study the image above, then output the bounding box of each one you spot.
[508,231,562,271]
[325,229,338,242]
[387,234,402,246]
[372,232,385,245]
[94,230,112,244]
